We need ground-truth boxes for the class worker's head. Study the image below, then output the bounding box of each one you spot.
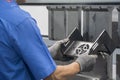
[16,0,26,4]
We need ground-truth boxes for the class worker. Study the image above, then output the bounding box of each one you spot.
[0,0,98,80]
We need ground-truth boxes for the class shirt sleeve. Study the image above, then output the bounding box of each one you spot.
[10,17,56,80]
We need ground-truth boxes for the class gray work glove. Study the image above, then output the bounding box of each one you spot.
[75,54,98,72]
[48,38,69,60]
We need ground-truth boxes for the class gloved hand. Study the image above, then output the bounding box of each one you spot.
[48,38,69,60]
[75,54,98,72]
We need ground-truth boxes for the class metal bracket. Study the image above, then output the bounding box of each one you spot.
[89,29,116,55]
[62,28,116,57]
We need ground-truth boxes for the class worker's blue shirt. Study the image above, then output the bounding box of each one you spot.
[0,0,56,80]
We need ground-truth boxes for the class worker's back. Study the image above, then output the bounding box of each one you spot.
[0,0,35,80]
[0,1,56,80]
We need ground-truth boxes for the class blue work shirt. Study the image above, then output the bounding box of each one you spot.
[0,0,56,80]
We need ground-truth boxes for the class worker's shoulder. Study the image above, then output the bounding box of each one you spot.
[0,7,32,26]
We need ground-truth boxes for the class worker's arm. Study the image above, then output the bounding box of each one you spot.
[45,54,97,80]
[45,62,80,80]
